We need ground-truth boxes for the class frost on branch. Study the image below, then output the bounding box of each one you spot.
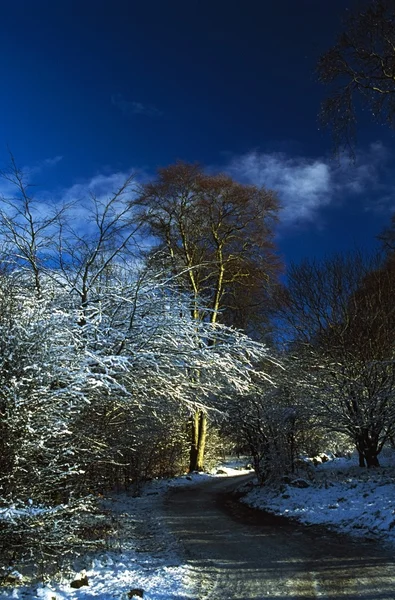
[0,162,278,580]
[0,263,276,578]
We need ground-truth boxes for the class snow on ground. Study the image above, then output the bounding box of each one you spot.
[242,449,395,546]
[0,477,198,600]
[6,453,395,599]
[0,465,251,600]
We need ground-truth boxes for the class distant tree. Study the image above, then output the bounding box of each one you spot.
[279,253,395,467]
[317,0,395,154]
[227,357,314,483]
[137,162,281,470]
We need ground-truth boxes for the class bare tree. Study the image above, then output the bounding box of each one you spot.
[317,0,395,154]
[227,359,310,483]
[0,155,67,297]
[279,252,395,467]
[52,175,140,326]
[138,162,280,325]
[378,212,395,254]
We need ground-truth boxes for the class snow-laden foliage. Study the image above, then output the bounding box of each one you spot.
[0,273,88,503]
[0,163,280,581]
[225,355,318,483]
[0,262,274,579]
[0,496,109,583]
[0,266,272,497]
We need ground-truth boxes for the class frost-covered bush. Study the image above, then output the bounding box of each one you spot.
[0,496,111,582]
[0,275,89,503]
[0,265,274,497]
[227,369,320,484]
[0,165,281,581]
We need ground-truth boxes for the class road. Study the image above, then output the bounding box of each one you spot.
[163,475,395,599]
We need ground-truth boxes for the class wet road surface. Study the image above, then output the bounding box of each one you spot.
[163,475,395,599]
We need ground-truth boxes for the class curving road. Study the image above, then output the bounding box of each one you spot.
[163,475,395,599]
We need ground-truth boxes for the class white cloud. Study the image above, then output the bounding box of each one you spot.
[44,143,391,235]
[111,94,163,118]
[48,170,140,236]
[41,155,63,168]
[225,143,389,227]
[60,171,135,204]
[26,155,63,177]
[0,143,390,242]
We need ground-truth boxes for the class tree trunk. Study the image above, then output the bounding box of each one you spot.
[356,432,380,468]
[196,411,207,471]
[189,410,207,472]
[188,411,199,472]
[365,447,380,468]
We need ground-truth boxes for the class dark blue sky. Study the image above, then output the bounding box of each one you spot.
[1,0,395,263]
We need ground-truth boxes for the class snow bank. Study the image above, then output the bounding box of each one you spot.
[242,450,395,545]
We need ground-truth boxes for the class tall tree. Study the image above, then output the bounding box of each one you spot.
[138,162,280,325]
[138,162,281,470]
[317,0,395,154]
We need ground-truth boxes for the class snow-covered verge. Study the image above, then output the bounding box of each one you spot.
[11,451,395,599]
[0,479,195,600]
[242,449,395,546]
[0,465,251,600]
